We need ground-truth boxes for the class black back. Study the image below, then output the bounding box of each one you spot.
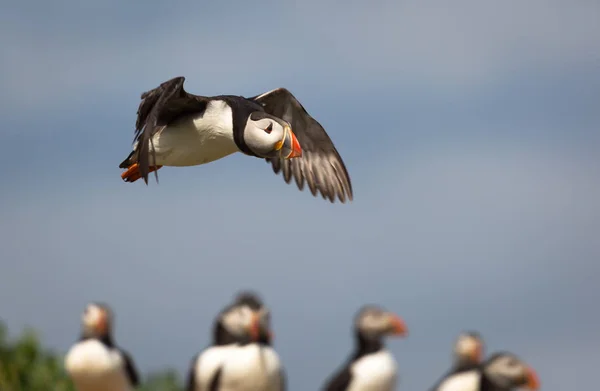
[322,330,385,391]
[127,77,210,183]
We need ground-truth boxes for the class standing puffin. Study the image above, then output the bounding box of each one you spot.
[64,303,140,391]
[433,352,540,391]
[119,76,353,203]
[186,294,285,391]
[231,291,275,345]
[452,332,484,371]
[322,305,408,391]
[430,331,485,390]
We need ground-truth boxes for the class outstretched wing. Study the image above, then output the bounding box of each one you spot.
[132,76,209,184]
[249,88,353,203]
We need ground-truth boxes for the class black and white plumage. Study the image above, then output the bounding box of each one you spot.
[433,352,540,391]
[430,331,485,391]
[451,331,484,372]
[119,76,353,203]
[322,305,408,391]
[186,294,285,391]
[64,303,140,391]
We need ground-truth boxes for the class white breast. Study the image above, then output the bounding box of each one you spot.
[149,100,240,167]
[194,344,283,391]
[347,350,398,391]
[436,371,480,391]
[64,340,132,391]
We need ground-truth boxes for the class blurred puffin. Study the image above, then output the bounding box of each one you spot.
[186,293,285,391]
[322,305,408,391]
[430,331,485,390]
[64,303,140,391]
[452,331,484,371]
[433,352,540,391]
[119,76,353,203]
[232,291,274,345]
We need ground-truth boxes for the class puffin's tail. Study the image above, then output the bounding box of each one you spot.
[119,152,162,183]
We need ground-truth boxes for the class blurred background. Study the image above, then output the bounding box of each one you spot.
[1,0,598,389]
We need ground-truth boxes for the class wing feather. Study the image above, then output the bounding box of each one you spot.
[130,76,209,183]
[251,88,353,203]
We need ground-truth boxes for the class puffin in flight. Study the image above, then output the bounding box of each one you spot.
[432,352,540,391]
[119,76,353,203]
[186,293,285,391]
[322,305,408,391]
[64,303,140,391]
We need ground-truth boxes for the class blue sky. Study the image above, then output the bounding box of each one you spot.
[1,0,598,389]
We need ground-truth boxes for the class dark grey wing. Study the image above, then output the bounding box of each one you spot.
[322,366,352,391]
[249,88,353,203]
[119,349,140,387]
[185,354,199,391]
[129,76,209,184]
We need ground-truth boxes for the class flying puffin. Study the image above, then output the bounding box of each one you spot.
[321,305,408,391]
[433,352,540,391]
[64,303,140,391]
[186,294,285,391]
[430,331,485,390]
[119,76,353,203]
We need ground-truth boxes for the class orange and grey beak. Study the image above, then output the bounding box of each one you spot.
[275,125,302,159]
[387,314,408,336]
[524,367,540,390]
[95,310,109,336]
[249,312,261,342]
[470,342,483,363]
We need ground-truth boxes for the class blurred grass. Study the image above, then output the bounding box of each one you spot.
[0,321,184,391]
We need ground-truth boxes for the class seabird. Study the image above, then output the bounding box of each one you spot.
[430,331,485,390]
[433,352,540,391]
[186,294,285,391]
[119,76,353,203]
[452,331,484,371]
[322,305,408,391]
[64,303,140,391]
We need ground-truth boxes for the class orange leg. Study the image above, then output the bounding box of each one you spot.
[121,163,163,182]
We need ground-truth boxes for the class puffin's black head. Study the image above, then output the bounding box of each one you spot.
[80,302,113,339]
[243,111,302,159]
[483,352,540,390]
[232,290,273,344]
[234,290,264,309]
[453,330,484,366]
[215,301,265,345]
[354,305,408,340]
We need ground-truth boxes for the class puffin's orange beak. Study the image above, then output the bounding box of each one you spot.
[524,367,540,390]
[249,312,261,342]
[276,125,302,159]
[471,342,482,363]
[95,311,109,335]
[287,130,302,158]
[388,314,408,336]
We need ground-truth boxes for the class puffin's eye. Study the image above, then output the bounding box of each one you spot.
[264,123,273,134]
